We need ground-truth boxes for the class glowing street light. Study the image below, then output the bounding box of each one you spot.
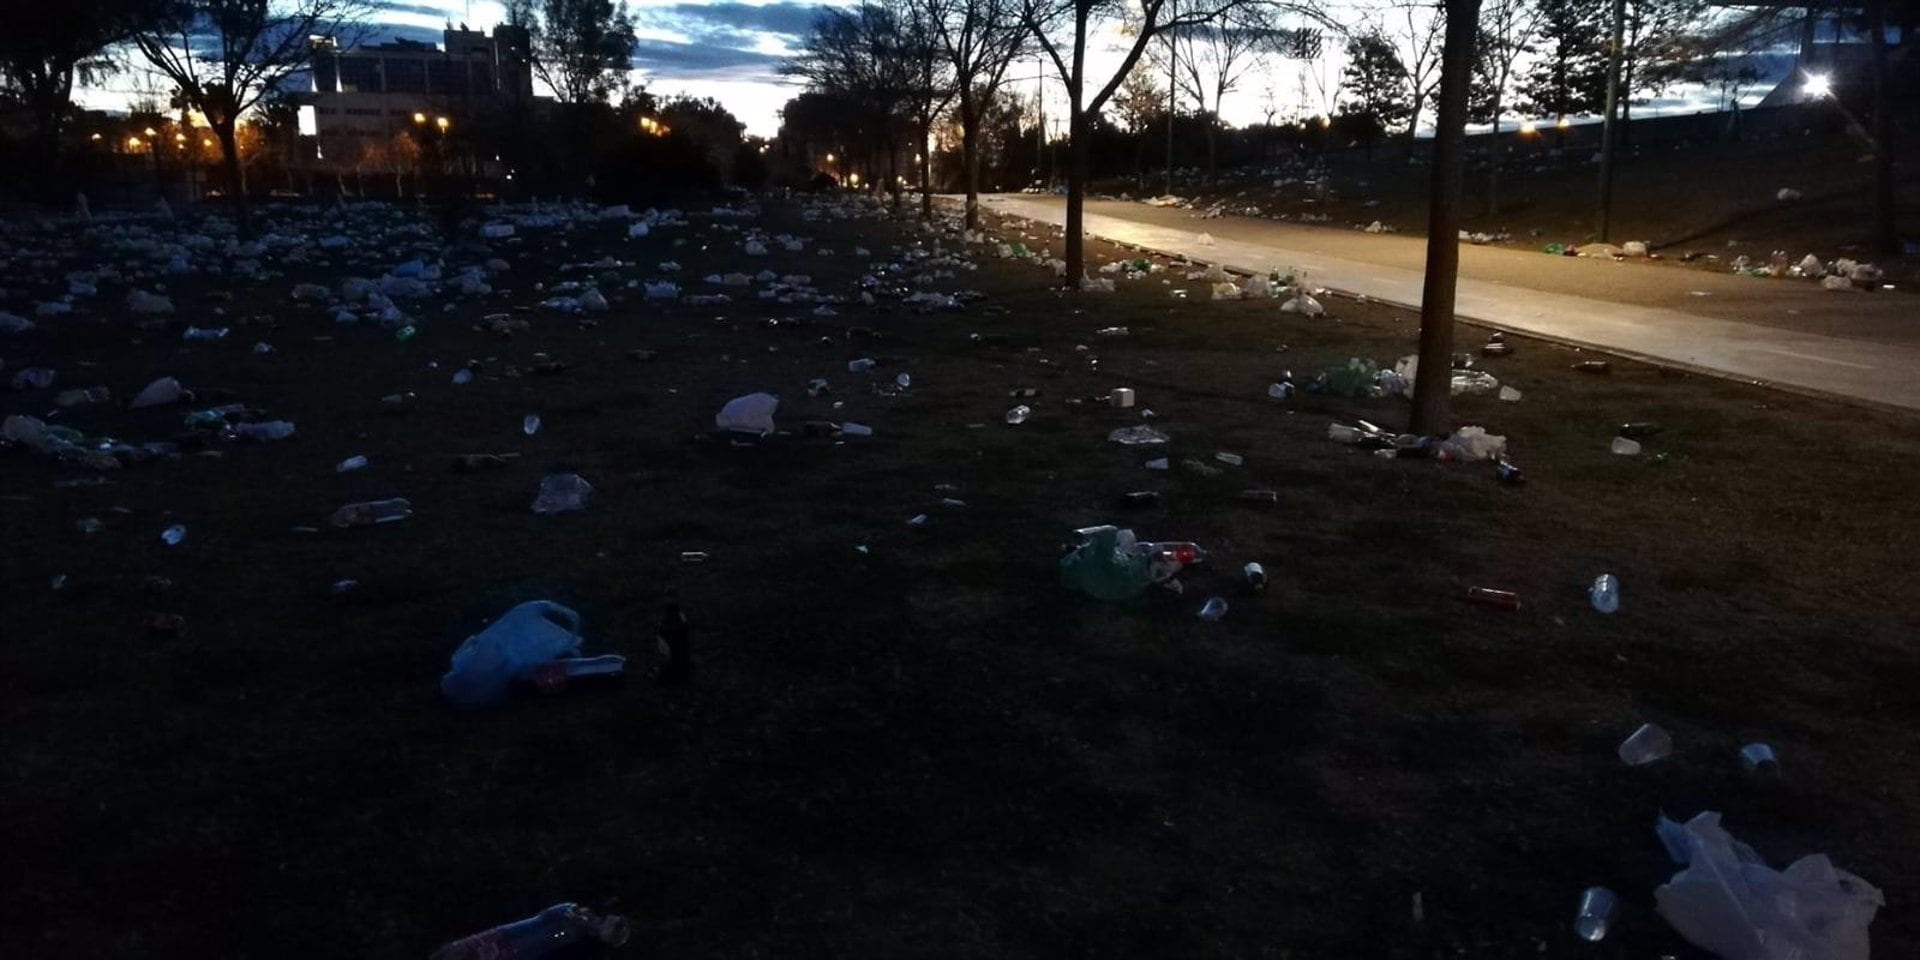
[1803,73,1832,99]
[126,135,142,150]
[1519,120,1538,135]
[435,115,450,132]
[1556,116,1571,130]
[412,111,428,125]
[848,172,860,186]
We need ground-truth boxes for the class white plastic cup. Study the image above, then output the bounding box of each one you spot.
[1111,387,1135,408]
[1573,886,1618,941]
[1618,722,1673,766]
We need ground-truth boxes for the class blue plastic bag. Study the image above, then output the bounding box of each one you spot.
[440,601,584,707]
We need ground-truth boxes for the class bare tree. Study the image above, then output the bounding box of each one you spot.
[920,0,1031,229]
[787,4,921,205]
[899,0,955,219]
[131,0,372,235]
[506,0,636,104]
[1,0,156,190]
[1477,0,1541,213]
[1153,4,1275,183]
[1411,0,1484,434]
[1383,0,1446,152]
[1022,0,1250,287]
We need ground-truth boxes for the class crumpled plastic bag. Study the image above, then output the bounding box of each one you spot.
[1436,426,1507,461]
[1390,356,1501,398]
[716,392,779,436]
[1655,811,1883,960]
[440,600,583,708]
[1281,294,1324,316]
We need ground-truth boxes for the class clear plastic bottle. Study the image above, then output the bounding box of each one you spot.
[429,903,629,960]
[229,420,296,442]
[328,498,412,527]
[335,455,368,472]
[1617,722,1672,765]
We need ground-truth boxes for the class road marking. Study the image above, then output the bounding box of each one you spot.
[1749,347,1876,369]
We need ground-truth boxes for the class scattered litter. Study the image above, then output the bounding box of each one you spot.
[716,392,779,436]
[532,473,593,514]
[1655,811,1881,960]
[1109,425,1169,445]
[1590,573,1621,612]
[1618,722,1671,765]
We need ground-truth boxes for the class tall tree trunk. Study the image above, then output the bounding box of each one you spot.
[1205,114,1218,184]
[1868,0,1896,254]
[215,122,253,237]
[1487,78,1504,215]
[1065,103,1087,287]
[1410,0,1482,436]
[919,118,934,220]
[1063,17,1088,289]
[962,103,983,230]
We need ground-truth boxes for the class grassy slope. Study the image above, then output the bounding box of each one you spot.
[1,198,1917,958]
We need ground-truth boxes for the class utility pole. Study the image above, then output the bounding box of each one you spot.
[1596,0,1626,241]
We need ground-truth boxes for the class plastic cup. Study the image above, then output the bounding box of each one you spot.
[1573,886,1618,941]
[1618,722,1673,766]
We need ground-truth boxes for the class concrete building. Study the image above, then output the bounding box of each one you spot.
[300,24,535,147]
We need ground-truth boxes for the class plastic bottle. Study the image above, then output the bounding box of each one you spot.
[429,903,629,960]
[522,414,541,436]
[1198,597,1229,621]
[329,498,412,527]
[847,358,875,373]
[335,455,368,472]
[229,420,296,442]
[1005,404,1030,425]
[1214,451,1244,466]
[525,655,628,694]
[1466,586,1520,610]
[1573,887,1618,941]
[1589,573,1620,613]
[12,367,57,390]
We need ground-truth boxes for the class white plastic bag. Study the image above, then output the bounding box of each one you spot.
[716,392,779,436]
[1655,812,1882,960]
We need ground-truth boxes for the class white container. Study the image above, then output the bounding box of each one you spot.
[1110,387,1135,408]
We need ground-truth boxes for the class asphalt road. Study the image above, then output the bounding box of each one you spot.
[979,194,1920,412]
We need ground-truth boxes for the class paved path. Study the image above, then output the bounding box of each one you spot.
[979,195,1920,413]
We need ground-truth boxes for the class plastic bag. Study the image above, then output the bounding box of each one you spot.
[441,601,583,707]
[1654,811,1883,960]
[716,392,779,436]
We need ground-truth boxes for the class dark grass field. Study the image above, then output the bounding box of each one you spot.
[3,197,1918,958]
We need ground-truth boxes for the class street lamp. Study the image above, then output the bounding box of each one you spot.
[1803,73,1832,99]
[1519,120,1537,135]
[435,115,450,132]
